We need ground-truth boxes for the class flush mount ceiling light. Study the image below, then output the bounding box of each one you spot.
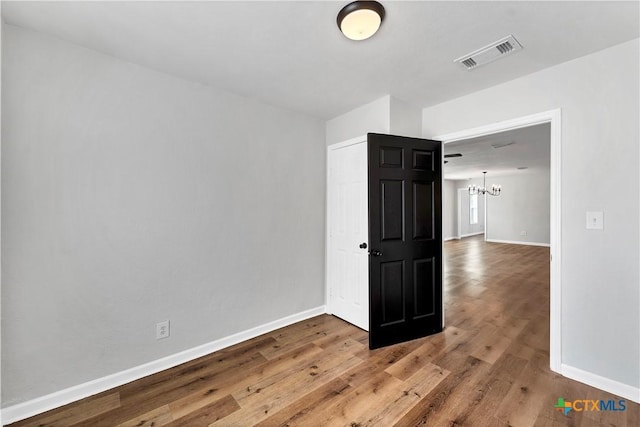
[337,1,385,41]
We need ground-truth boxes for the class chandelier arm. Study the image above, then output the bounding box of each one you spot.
[468,171,501,196]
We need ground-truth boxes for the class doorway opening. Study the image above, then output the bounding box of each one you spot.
[456,187,485,240]
[434,109,561,372]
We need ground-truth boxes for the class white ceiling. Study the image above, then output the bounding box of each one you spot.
[2,1,638,119]
[444,123,550,180]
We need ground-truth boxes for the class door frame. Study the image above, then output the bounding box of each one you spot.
[457,187,486,240]
[457,188,463,240]
[433,108,562,373]
[325,135,368,319]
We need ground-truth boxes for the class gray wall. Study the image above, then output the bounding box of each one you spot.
[486,171,550,245]
[423,39,639,388]
[389,97,422,138]
[2,25,326,406]
[326,95,390,146]
[326,95,422,146]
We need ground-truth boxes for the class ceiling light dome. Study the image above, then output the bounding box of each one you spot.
[337,1,385,41]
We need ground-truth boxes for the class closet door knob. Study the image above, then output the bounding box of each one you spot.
[359,243,368,249]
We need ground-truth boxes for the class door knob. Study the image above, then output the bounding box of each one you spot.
[359,242,368,249]
[370,250,383,257]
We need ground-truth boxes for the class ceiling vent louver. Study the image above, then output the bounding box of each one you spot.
[461,58,477,68]
[491,141,516,149]
[454,35,523,70]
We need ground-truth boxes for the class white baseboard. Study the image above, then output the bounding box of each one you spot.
[459,231,484,239]
[443,236,457,241]
[485,238,550,247]
[2,305,326,425]
[561,364,640,404]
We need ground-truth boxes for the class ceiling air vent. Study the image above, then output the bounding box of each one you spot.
[491,141,516,149]
[454,35,523,71]
[461,58,477,69]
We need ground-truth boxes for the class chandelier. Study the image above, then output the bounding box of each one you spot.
[468,171,501,196]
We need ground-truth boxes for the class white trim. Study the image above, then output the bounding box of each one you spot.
[548,110,562,374]
[456,188,464,240]
[433,109,561,143]
[441,146,445,327]
[483,192,488,242]
[561,364,640,404]
[327,134,368,151]
[2,306,326,425]
[443,236,457,241]
[459,231,485,239]
[434,108,562,374]
[1,3,3,424]
[486,239,550,247]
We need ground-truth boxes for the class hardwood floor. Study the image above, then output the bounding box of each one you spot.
[9,236,639,426]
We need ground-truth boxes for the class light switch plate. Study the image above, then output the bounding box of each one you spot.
[586,211,603,230]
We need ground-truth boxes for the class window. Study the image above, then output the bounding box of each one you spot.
[469,194,478,225]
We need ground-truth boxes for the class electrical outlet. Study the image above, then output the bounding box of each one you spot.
[156,320,170,340]
[520,231,527,236]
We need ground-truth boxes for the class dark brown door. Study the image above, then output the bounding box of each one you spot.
[368,133,443,349]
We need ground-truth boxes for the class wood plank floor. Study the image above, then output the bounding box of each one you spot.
[9,236,639,426]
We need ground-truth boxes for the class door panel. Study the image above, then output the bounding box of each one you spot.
[380,180,404,241]
[380,260,405,325]
[368,133,442,349]
[413,150,434,170]
[413,257,435,317]
[413,182,433,239]
[327,140,369,331]
[380,146,404,168]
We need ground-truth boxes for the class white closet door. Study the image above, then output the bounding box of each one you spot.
[326,138,369,331]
